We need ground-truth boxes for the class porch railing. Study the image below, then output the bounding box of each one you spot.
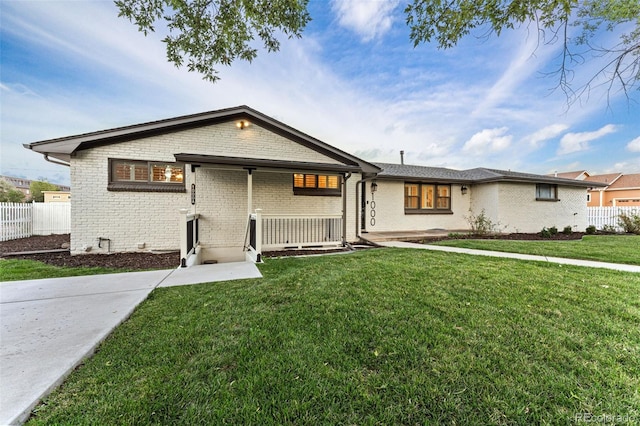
[179,209,200,267]
[245,210,344,262]
[261,213,343,249]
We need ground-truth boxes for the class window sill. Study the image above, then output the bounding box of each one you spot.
[535,198,560,202]
[293,189,341,197]
[404,209,453,215]
[108,183,186,193]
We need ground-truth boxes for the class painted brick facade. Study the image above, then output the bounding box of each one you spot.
[70,121,350,255]
[362,180,470,233]
[471,182,587,233]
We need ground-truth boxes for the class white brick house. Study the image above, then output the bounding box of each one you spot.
[24,106,599,265]
[25,106,379,264]
[360,163,598,235]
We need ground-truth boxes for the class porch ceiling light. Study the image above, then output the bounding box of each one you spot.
[236,120,249,130]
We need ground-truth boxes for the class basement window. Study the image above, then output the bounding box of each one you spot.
[108,159,185,192]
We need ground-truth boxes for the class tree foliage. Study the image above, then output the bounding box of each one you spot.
[405,0,640,103]
[0,178,26,203]
[115,0,310,82]
[29,180,59,203]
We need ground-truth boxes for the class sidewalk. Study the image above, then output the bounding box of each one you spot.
[0,262,262,425]
[378,241,640,273]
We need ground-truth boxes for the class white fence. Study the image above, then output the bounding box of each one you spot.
[587,206,639,231]
[1,202,70,241]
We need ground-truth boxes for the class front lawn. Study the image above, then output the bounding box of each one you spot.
[432,234,640,265]
[28,249,640,425]
[0,259,125,282]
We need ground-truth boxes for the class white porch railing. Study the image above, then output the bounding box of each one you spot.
[179,209,200,267]
[246,211,344,262]
[587,206,639,231]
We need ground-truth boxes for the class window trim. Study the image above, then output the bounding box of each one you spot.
[108,158,186,193]
[292,173,342,196]
[404,182,453,214]
[535,183,559,201]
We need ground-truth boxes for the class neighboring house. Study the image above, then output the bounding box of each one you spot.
[550,170,590,180]
[43,191,71,203]
[24,105,598,264]
[362,163,597,235]
[585,173,640,207]
[0,175,71,197]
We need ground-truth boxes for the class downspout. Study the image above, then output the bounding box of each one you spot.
[44,155,70,167]
[342,172,351,247]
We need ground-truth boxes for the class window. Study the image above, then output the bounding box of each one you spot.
[536,184,558,201]
[404,183,451,213]
[293,173,341,196]
[109,159,185,192]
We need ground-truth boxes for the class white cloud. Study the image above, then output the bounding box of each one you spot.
[524,124,569,148]
[462,127,512,155]
[557,124,617,155]
[331,0,400,41]
[627,136,640,152]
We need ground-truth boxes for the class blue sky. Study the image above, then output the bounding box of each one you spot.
[1,0,639,187]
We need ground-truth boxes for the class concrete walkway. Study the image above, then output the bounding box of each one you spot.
[0,262,262,426]
[379,241,640,273]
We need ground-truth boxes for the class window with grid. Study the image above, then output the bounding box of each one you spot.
[404,183,452,212]
[109,159,185,192]
[293,173,341,196]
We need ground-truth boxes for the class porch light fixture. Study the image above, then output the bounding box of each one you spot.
[236,120,248,130]
[370,180,378,193]
[461,185,468,195]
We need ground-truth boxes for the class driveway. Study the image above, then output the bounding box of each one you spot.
[0,262,262,425]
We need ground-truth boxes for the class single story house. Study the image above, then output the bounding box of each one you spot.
[362,163,599,235]
[24,105,597,265]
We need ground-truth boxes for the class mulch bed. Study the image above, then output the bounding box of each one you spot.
[416,232,587,243]
[1,234,180,270]
[1,232,590,270]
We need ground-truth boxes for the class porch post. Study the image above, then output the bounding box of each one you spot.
[342,173,351,246]
[178,208,189,267]
[246,169,253,217]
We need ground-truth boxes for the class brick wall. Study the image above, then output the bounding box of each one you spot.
[70,121,353,255]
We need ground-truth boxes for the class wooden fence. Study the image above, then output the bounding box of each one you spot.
[587,206,639,231]
[1,202,70,241]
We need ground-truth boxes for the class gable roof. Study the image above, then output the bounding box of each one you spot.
[606,173,640,190]
[374,163,602,187]
[584,173,623,186]
[548,170,589,180]
[23,105,380,174]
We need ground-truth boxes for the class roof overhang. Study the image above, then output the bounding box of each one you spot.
[23,105,381,175]
[174,154,362,174]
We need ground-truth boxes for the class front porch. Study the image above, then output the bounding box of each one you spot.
[175,154,360,266]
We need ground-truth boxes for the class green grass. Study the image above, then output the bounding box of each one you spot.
[432,235,640,265]
[27,249,640,425]
[0,259,124,282]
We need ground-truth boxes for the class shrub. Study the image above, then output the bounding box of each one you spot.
[618,211,640,234]
[602,224,618,234]
[562,226,573,235]
[540,227,552,238]
[447,232,464,239]
[548,226,558,236]
[586,225,597,235]
[465,209,502,236]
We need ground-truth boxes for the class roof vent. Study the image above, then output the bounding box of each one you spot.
[400,150,404,165]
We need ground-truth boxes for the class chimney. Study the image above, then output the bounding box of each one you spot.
[400,150,404,165]
[554,171,558,177]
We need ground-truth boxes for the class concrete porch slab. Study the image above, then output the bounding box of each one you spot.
[158,261,263,287]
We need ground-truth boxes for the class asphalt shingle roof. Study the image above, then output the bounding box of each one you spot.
[373,163,600,187]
